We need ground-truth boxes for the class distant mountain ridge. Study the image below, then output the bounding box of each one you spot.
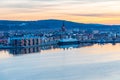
[0,19,120,31]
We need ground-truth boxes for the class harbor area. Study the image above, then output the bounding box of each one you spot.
[1,23,120,49]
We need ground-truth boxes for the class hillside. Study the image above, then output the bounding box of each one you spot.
[0,19,120,31]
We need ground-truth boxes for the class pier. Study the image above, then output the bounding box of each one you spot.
[1,39,120,49]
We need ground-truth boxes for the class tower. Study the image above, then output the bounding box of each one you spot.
[61,21,66,32]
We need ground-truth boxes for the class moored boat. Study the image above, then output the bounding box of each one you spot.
[58,38,79,45]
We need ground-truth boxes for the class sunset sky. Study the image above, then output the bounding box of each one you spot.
[0,0,120,24]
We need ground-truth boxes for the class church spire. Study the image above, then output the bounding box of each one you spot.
[62,21,65,27]
[61,21,66,32]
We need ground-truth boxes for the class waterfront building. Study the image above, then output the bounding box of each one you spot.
[8,36,41,47]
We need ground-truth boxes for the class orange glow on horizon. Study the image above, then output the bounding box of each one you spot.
[0,0,120,25]
[0,13,119,25]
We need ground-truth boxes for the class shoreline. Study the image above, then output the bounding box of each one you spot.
[0,40,119,49]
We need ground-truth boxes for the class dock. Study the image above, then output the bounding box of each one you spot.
[0,40,120,49]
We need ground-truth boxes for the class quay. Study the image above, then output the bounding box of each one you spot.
[79,40,120,43]
[0,39,120,49]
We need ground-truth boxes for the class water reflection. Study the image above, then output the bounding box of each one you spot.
[0,43,119,59]
[9,43,94,55]
[0,50,13,59]
[9,47,41,55]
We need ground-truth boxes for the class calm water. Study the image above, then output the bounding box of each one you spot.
[0,43,120,80]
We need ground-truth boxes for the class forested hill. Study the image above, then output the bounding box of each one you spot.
[0,19,120,31]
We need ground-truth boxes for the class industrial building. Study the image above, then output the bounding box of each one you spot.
[8,36,42,47]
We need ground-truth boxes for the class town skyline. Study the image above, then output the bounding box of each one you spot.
[0,0,120,25]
